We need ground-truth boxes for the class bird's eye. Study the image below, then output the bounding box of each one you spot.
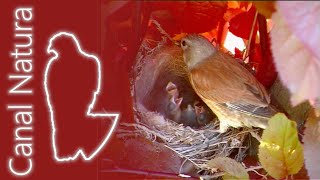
[181,40,187,48]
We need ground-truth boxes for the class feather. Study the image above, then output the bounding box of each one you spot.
[182,34,276,131]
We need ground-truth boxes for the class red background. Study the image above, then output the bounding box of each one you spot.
[0,0,137,179]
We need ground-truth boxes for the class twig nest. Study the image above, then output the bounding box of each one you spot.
[120,38,251,175]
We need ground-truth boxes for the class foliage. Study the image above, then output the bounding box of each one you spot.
[258,113,303,179]
[207,157,249,180]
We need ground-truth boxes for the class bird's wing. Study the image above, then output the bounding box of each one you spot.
[190,52,274,117]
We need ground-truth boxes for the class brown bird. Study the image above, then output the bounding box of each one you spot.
[181,34,276,133]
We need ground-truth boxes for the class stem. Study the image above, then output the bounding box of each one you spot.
[243,11,258,61]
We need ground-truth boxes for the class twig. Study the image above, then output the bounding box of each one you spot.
[164,144,201,168]
[245,165,263,172]
[243,11,258,61]
[119,123,169,141]
[179,158,188,175]
[150,17,178,45]
[251,169,268,179]
[246,165,268,179]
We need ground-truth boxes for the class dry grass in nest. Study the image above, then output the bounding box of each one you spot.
[118,110,254,176]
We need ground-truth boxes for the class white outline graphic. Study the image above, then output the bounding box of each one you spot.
[44,32,119,162]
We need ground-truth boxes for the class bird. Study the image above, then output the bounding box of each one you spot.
[194,101,214,126]
[166,81,180,98]
[166,96,183,123]
[180,34,277,133]
[180,104,198,127]
[164,81,183,123]
[165,81,215,127]
[165,81,214,128]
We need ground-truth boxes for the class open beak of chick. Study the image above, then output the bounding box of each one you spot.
[166,81,179,98]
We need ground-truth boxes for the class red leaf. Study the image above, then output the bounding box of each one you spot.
[234,47,243,59]
[151,2,227,35]
[271,3,320,106]
[253,36,277,89]
[229,6,258,40]
[224,8,245,22]
[172,2,227,33]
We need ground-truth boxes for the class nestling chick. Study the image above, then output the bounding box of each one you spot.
[181,34,277,133]
[166,96,183,123]
[166,81,179,98]
[194,101,213,126]
[165,82,213,128]
[164,82,183,123]
[180,104,198,127]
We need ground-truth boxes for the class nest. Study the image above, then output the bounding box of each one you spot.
[118,37,253,177]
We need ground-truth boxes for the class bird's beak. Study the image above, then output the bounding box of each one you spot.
[166,81,176,90]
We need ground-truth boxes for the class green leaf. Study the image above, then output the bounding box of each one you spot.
[258,113,304,179]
